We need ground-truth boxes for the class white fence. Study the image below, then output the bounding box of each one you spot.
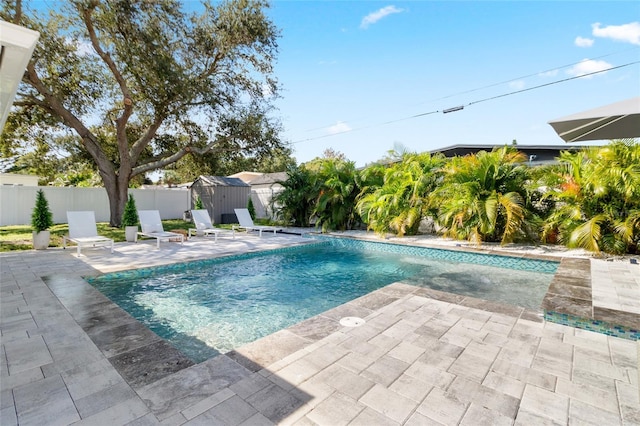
[0,186,190,226]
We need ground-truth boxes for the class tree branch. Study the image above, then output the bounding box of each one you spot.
[24,62,114,177]
[131,137,231,177]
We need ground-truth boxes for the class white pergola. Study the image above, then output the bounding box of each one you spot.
[0,21,40,132]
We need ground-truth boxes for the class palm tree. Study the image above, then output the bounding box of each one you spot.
[356,151,445,236]
[433,146,532,244]
[272,166,315,227]
[541,140,640,254]
[310,157,360,231]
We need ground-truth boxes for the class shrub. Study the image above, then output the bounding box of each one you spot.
[122,194,139,227]
[247,197,256,220]
[31,189,53,233]
[194,196,203,210]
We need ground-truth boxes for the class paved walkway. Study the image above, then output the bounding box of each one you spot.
[1,233,638,425]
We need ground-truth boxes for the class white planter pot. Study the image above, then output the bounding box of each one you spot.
[125,226,138,242]
[32,230,50,250]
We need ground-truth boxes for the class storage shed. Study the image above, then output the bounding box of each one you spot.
[190,176,251,224]
[248,172,287,219]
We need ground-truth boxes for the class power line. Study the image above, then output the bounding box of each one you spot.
[293,47,639,135]
[290,59,640,145]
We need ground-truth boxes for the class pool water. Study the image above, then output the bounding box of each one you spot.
[89,241,556,363]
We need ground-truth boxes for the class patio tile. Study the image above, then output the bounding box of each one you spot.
[245,383,307,423]
[229,373,273,399]
[302,342,349,370]
[404,411,445,426]
[514,408,565,426]
[519,384,569,424]
[568,399,622,426]
[287,315,342,342]
[108,339,194,389]
[4,334,52,375]
[74,381,139,418]
[459,403,513,426]
[404,360,456,390]
[573,350,628,381]
[361,355,409,387]
[482,370,526,399]
[181,388,234,420]
[349,407,400,426]
[416,387,468,425]
[360,384,418,423]
[276,357,323,386]
[137,355,251,421]
[13,374,80,425]
[387,340,426,364]
[306,392,365,426]
[491,358,557,391]
[447,351,493,383]
[230,330,312,371]
[0,365,44,391]
[389,373,433,402]
[312,364,375,400]
[187,395,257,426]
[447,376,520,418]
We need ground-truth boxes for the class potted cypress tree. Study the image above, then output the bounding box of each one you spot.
[122,194,139,242]
[31,189,53,250]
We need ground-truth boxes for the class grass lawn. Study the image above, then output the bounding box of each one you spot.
[0,218,273,252]
[0,220,231,252]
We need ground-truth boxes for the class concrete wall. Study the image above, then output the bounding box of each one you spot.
[0,186,190,226]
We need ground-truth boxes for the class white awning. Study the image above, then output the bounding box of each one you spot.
[0,21,40,131]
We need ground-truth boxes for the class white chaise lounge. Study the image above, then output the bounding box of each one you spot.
[138,210,184,248]
[232,208,282,237]
[189,209,233,241]
[63,211,114,256]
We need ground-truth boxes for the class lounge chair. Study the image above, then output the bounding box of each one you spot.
[138,210,184,248]
[189,209,233,241]
[232,208,282,237]
[63,211,114,256]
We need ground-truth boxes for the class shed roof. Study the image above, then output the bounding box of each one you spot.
[192,176,250,187]
[248,172,287,186]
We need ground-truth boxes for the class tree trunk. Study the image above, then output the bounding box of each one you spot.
[102,168,131,227]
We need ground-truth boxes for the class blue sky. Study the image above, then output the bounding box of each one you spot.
[28,0,640,167]
[266,1,640,166]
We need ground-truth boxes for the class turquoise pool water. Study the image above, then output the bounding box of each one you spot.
[88,239,557,362]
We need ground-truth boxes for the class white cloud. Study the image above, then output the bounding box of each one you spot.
[539,70,558,77]
[592,22,640,45]
[566,59,613,78]
[327,121,352,135]
[360,5,405,29]
[574,36,594,47]
[509,80,525,90]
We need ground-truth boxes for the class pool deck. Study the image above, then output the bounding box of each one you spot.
[1,232,639,425]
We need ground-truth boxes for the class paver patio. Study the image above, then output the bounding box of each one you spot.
[1,233,638,425]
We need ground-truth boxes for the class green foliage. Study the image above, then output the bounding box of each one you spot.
[2,0,282,226]
[540,140,640,254]
[432,146,534,244]
[247,198,256,220]
[308,157,361,231]
[121,195,139,227]
[31,190,53,233]
[357,151,445,236]
[273,165,315,227]
[194,196,203,210]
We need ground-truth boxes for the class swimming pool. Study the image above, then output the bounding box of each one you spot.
[88,238,558,362]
